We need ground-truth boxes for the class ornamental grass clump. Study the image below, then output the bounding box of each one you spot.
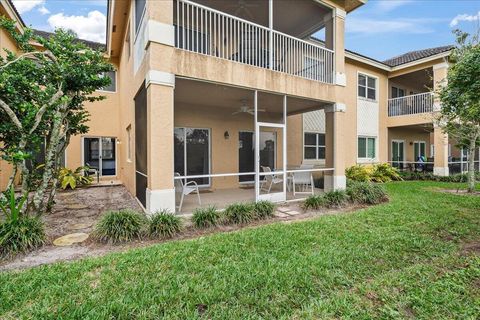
[148,210,182,238]
[192,206,220,228]
[223,202,255,224]
[253,201,276,219]
[323,190,349,208]
[0,217,45,258]
[302,195,327,210]
[346,181,388,205]
[94,209,145,244]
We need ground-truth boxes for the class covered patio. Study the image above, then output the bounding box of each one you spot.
[174,77,335,213]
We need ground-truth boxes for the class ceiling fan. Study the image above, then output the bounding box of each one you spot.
[232,99,265,116]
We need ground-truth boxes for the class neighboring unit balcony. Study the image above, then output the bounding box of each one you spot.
[388,92,434,117]
[174,0,335,84]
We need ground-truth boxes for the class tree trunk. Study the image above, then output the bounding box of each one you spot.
[467,137,477,193]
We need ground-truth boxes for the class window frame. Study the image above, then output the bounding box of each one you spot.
[134,0,147,38]
[97,70,117,93]
[392,86,405,99]
[357,136,377,161]
[357,72,378,102]
[126,124,133,163]
[303,132,326,161]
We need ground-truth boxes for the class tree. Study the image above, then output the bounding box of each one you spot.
[437,29,480,192]
[0,17,113,215]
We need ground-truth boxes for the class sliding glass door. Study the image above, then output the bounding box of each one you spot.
[174,128,210,186]
[83,137,116,176]
[239,131,277,183]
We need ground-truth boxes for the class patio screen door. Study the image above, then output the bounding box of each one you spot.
[83,137,116,176]
[392,141,404,169]
[414,141,426,160]
[256,124,285,202]
[239,131,277,183]
[174,128,210,186]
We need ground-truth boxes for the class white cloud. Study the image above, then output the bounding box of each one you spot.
[47,10,106,43]
[347,18,434,35]
[38,5,50,15]
[12,0,45,13]
[375,0,413,12]
[450,11,480,27]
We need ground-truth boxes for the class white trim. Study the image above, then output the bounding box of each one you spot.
[325,103,346,113]
[145,20,175,47]
[433,167,449,177]
[345,51,391,71]
[357,136,378,162]
[334,8,347,19]
[391,139,405,163]
[303,132,326,162]
[146,70,175,88]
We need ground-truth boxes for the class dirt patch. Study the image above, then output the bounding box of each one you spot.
[0,185,366,272]
[461,240,480,256]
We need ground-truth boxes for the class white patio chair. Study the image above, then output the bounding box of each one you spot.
[174,172,201,212]
[292,164,314,197]
[260,166,283,193]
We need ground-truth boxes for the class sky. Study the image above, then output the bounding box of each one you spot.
[11,0,480,62]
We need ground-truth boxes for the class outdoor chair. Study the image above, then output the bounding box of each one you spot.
[174,172,201,212]
[292,164,314,197]
[85,163,100,183]
[260,166,283,193]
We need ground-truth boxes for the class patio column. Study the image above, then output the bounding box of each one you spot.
[325,103,347,190]
[145,81,176,213]
[433,124,449,176]
[325,8,346,86]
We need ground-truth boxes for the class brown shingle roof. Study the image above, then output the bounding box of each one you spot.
[32,29,105,51]
[382,45,454,67]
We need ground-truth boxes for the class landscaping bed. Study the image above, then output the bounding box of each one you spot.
[1,181,479,319]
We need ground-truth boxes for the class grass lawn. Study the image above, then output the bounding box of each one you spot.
[1,181,479,319]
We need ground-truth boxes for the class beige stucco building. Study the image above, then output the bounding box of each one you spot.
[1,0,478,214]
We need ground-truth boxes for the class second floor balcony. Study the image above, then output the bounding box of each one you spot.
[173,0,335,84]
[388,92,434,117]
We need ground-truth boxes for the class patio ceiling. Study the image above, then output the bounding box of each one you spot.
[192,0,331,38]
[174,78,329,115]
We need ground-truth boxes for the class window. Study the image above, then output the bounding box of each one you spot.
[358,74,376,100]
[100,71,116,92]
[134,0,146,35]
[304,133,325,160]
[392,86,405,98]
[413,141,426,160]
[358,136,376,159]
[126,125,132,162]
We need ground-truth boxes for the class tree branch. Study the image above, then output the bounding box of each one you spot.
[0,98,22,130]
[28,86,64,135]
[0,50,56,70]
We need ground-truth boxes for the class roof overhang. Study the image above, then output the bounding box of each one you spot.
[345,51,391,71]
[2,0,25,33]
[390,51,452,72]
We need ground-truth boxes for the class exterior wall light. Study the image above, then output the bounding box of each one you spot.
[224,131,230,140]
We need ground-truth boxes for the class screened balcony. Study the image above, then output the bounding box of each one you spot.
[174,0,335,84]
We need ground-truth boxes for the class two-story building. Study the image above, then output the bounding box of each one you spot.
[1,0,478,214]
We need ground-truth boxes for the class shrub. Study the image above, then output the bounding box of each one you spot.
[323,190,349,208]
[302,195,327,210]
[148,210,182,238]
[58,166,93,190]
[371,163,402,183]
[192,206,220,228]
[254,201,276,219]
[0,216,46,258]
[345,165,372,182]
[94,210,145,244]
[224,202,255,224]
[346,181,388,205]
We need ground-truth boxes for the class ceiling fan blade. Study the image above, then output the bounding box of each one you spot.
[232,111,241,115]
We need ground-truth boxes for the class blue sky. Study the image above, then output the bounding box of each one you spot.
[12,0,480,61]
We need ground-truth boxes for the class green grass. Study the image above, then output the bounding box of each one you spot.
[1,181,480,319]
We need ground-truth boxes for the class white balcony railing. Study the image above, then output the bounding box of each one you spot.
[174,0,335,84]
[388,92,434,117]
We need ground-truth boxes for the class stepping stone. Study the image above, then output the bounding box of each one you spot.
[53,233,89,246]
[277,207,291,213]
[274,211,289,218]
[68,222,94,230]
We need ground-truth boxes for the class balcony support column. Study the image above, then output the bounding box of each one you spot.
[433,124,449,177]
[325,103,347,191]
[325,8,346,86]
